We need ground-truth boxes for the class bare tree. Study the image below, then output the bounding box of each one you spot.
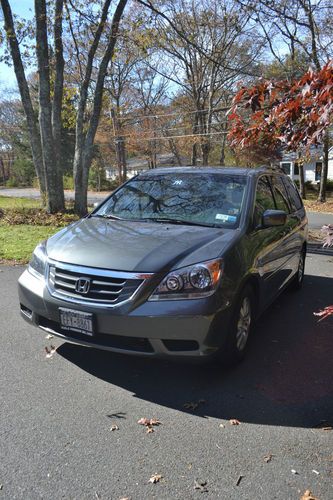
[1,0,129,214]
[139,0,261,165]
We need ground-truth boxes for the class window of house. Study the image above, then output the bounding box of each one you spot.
[281,162,291,175]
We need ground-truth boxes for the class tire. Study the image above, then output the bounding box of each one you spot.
[289,249,305,291]
[218,285,255,367]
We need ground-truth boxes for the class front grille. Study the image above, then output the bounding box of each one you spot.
[48,264,144,305]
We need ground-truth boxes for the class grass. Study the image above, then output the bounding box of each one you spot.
[0,196,63,263]
[0,196,42,210]
[0,224,59,263]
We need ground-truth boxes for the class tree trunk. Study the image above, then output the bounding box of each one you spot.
[201,142,210,165]
[35,0,65,213]
[219,122,228,166]
[111,107,127,183]
[74,0,128,215]
[318,133,329,203]
[0,0,46,199]
[52,0,65,179]
[191,112,199,165]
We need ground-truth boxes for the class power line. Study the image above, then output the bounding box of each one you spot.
[116,104,231,123]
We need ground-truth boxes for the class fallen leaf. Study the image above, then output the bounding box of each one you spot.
[119,497,131,500]
[149,474,162,484]
[194,479,208,492]
[137,418,161,427]
[183,402,199,410]
[300,490,318,500]
[45,334,54,340]
[291,469,298,475]
[236,475,243,486]
[264,453,273,463]
[110,425,119,431]
[146,426,154,434]
[219,424,225,428]
[229,419,240,426]
[183,400,206,410]
[45,345,56,359]
[314,420,332,431]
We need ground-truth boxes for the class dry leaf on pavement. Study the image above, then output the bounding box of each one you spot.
[146,426,154,434]
[264,453,273,463]
[229,419,240,425]
[149,474,162,484]
[110,424,119,431]
[45,345,56,359]
[300,490,318,500]
[137,418,161,427]
[194,479,208,492]
[45,334,54,340]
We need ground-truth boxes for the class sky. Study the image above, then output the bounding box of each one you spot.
[0,0,34,91]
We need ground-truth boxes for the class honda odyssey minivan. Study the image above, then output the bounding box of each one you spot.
[18,167,307,364]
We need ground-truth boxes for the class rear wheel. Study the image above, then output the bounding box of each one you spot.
[289,250,305,291]
[218,285,255,367]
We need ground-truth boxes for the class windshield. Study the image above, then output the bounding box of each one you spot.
[94,173,247,228]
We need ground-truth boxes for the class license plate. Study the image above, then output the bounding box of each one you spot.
[59,308,94,336]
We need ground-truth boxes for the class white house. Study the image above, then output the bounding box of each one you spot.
[105,153,190,181]
[280,147,333,183]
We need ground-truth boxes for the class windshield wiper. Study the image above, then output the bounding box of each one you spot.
[91,213,124,220]
[140,217,218,228]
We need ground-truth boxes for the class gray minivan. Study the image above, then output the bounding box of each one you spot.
[18,167,307,364]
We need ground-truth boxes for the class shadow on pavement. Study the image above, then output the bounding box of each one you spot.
[57,275,333,428]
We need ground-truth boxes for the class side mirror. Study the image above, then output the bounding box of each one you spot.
[262,209,287,228]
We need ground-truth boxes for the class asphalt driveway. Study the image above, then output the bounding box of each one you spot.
[0,254,333,499]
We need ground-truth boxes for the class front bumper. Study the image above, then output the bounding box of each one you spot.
[18,268,232,358]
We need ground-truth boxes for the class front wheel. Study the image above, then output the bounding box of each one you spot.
[218,285,255,367]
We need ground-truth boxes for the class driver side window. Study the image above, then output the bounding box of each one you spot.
[253,176,276,227]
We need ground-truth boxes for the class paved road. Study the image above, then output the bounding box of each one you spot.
[0,187,332,228]
[307,211,332,229]
[1,255,333,499]
[0,187,108,205]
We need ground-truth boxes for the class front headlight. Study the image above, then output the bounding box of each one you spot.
[149,258,223,300]
[28,241,47,279]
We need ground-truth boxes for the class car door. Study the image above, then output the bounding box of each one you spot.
[246,175,291,309]
[269,174,301,287]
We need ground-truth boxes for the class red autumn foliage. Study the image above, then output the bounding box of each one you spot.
[228,61,333,153]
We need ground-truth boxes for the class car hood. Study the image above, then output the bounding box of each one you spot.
[46,217,238,272]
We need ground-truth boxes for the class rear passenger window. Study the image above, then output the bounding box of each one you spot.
[271,176,291,213]
[282,177,303,212]
[254,176,276,226]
